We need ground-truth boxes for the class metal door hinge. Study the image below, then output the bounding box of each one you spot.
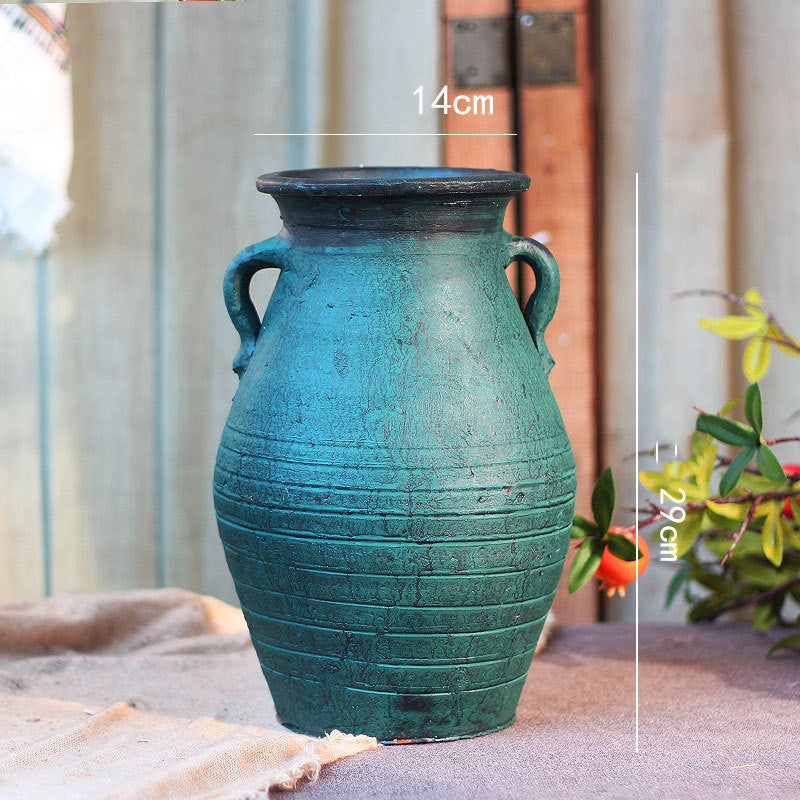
[517,11,577,86]
[450,11,577,89]
[450,17,512,89]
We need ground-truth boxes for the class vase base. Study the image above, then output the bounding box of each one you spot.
[280,714,516,745]
[266,665,529,745]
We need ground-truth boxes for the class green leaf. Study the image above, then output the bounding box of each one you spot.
[570,514,599,539]
[665,563,690,608]
[568,538,603,594]
[737,471,786,494]
[699,315,764,339]
[688,596,728,623]
[690,437,718,495]
[767,634,800,656]
[743,336,771,383]
[696,414,757,447]
[743,288,767,317]
[752,602,778,632]
[761,502,784,567]
[792,493,800,526]
[756,444,786,483]
[591,467,615,535]
[732,557,790,589]
[605,532,640,562]
[743,383,763,434]
[785,519,800,550]
[719,445,757,497]
[690,568,731,594]
[788,497,800,548]
[674,511,704,557]
[768,323,800,356]
[638,472,705,503]
[718,396,742,417]
[706,499,750,521]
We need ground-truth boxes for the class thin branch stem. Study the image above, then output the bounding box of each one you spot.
[722,501,757,564]
[675,288,800,355]
[626,487,800,535]
[703,577,800,621]
[715,455,761,475]
[764,436,800,446]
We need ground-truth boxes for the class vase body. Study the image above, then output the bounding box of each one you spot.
[213,167,576,743]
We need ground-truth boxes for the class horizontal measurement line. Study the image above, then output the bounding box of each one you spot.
[253,132,517,137]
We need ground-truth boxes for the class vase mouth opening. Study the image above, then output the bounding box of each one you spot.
[256,167,530,198]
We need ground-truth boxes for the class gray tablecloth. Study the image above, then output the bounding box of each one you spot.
[293,622,800,799]
[1,590,797,798]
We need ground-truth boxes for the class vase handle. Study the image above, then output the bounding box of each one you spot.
[504,236,561,375]
[224,235,289,377]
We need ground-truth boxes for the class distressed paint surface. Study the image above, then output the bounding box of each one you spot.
[213,168,576,742]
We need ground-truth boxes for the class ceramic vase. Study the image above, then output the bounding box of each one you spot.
[213,167,576,742]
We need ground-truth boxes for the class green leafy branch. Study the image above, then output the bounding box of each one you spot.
[641,288,800,655]
[570,287,800,656]
[568,468,644,594]
[677,287,800,381]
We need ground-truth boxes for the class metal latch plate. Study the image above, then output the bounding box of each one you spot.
[450,17,512,89]
[517,11,577,86]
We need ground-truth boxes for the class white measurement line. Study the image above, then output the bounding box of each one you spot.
[635,171,640,754]
[253,132,518,137]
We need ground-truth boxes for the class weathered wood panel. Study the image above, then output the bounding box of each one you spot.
[516,0,598,622]
[600,0,731,622]
[729,0,800,456]
[0,249,45,600]
[47,5,158,592]
[160,1,292,602]
[442,0,519,294]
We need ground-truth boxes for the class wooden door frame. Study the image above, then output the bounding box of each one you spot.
[442,0,599,623]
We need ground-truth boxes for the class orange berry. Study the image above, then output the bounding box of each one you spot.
[596,525,650,598]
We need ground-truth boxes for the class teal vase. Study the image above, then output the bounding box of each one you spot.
[213,167,576,743]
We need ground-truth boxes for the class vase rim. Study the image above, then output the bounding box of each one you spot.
[256,166,530,197]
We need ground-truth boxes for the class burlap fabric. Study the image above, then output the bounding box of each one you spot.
[0,589,379,798]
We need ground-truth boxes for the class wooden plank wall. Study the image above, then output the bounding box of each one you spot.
[47,7,158,594]
[0,0,439,602]
[442,0,519,294]
[443,0,598,621]
[516,0,597,621]
[159,3,291,602]
[0,247,44,599]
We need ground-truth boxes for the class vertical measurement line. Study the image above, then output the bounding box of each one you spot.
[635,172,640,754]
[35,252,53,596]
[153,4,167,588]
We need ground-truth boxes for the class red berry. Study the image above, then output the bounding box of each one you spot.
[782,463,800,519]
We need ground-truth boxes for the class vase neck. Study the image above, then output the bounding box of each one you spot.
[273,194,512,245]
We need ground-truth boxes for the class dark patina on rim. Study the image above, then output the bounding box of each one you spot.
[256,167,530,197]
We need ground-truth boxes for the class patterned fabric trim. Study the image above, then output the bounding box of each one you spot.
[0,4,69,72]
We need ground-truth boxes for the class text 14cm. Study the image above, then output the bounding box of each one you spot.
[414,85,494,116]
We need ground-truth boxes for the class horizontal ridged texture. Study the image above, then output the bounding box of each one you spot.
[214,171,576,742]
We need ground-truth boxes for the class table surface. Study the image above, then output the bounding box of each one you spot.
[2,592,797,799]
[291,623,800,800]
